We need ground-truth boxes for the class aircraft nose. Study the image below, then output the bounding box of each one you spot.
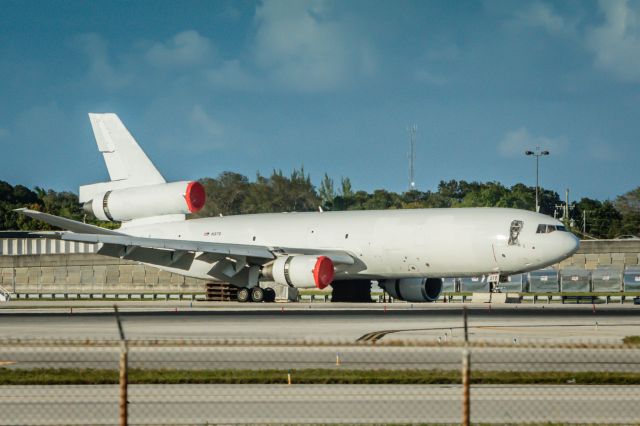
[562,232,580,257]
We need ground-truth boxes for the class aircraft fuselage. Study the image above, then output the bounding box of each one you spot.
[122,207,579,281]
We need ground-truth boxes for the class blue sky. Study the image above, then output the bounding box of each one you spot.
[1,0,639,201]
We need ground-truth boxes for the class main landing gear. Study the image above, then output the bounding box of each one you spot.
[237,286,276,303]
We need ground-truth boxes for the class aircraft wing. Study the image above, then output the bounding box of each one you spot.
[59,233,356,266]
[61,233,275,261]
[15,208,356,271]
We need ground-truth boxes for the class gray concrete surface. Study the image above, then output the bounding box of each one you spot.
[0,384,638,425]
[1,303,639,343]
[2,343,639,372]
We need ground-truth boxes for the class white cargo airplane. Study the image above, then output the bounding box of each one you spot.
[17,114,579,302]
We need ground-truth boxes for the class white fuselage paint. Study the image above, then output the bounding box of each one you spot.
[120,207,579,281]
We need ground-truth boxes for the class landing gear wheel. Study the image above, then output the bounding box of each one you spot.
[250,287,265,303]
[263,287,276,302]
[237,287,250,303]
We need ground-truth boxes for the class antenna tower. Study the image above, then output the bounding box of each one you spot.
[408,124,417,191]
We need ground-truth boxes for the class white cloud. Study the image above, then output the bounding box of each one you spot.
[74,33,132,90]
[206,60,258,91]
[252,0,375,92]
[145,30,216,68]
[499,127,569,157]
[586,0,640,82]
[189,105,224,147]
[510,1,572,35]
[72,3,377,94]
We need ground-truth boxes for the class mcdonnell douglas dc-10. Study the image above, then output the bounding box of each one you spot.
[18,114,579,302]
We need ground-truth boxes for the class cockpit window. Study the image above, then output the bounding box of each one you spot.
[537,224,554,233]
[508,220,524,245]
[536,224,568,233]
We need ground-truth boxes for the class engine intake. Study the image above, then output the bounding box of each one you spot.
[380,278,443,302]
[262,255,335,289]
[83,181,205,222]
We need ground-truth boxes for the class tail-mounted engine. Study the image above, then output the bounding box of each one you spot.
[379,278,443,302]
[83,181,205,222]
[262,255,335,289]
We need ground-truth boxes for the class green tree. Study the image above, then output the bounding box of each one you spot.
[614,187,640,236]
[318,173,335,209]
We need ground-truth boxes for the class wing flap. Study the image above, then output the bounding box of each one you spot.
[97,244,195,270]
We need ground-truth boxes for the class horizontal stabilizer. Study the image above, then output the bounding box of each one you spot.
[14,209,122,235]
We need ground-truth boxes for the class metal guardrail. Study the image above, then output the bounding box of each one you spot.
[8,292,200,301]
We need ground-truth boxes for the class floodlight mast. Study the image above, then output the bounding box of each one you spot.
[525,147,550,213]
[408,124,417,191]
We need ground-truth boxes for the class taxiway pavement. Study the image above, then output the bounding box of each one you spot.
[1,302,639,343]
[1,384,638,425]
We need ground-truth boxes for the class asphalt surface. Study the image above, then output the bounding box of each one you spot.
[1,384,638,425]
[1,303,639,424]
[2,344,640,373]
[1,302,639,343]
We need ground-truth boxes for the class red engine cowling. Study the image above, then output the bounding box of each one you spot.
[262,255,335,289]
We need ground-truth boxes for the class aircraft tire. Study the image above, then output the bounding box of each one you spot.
[237,287,250,303]
[264,287,276,302]
[250,286,265,303]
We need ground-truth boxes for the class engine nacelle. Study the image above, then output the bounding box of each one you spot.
[262,255,335,289]
[380,278,443,302]
[83,181,205,222]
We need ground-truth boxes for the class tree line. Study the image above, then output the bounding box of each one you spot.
[1,170,639,239]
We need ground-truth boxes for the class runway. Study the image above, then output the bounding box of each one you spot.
[1,384,638,425]
[1,302,639,343]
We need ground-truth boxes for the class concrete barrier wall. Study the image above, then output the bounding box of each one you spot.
[0,253,207,294]
[559,240,640,269]
[0,238,97,256]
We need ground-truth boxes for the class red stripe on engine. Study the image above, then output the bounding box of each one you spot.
[185,181,206,213]
[313,256,335,289]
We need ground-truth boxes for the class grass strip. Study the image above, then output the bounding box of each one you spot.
[623,336,640,345]
[3,368,640,386]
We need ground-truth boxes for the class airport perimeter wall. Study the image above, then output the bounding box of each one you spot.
[0,252,207,294]
[557,240,640,269]
[1,238,639,295]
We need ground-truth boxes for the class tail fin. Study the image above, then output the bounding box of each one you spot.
[79,113,165,202]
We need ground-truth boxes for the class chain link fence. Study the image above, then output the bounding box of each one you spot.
[1,314,640,424]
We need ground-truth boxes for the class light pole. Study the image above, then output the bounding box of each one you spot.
[525,147,549,213]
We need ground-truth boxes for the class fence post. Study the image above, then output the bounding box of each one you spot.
[462,307,470,426]
[114,305,128,426]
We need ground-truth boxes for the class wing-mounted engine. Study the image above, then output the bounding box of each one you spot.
[262,255,335,289]
[379,278,442,302]
[83,181,205,222]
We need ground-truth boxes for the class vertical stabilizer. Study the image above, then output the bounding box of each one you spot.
[80,113,166,202]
